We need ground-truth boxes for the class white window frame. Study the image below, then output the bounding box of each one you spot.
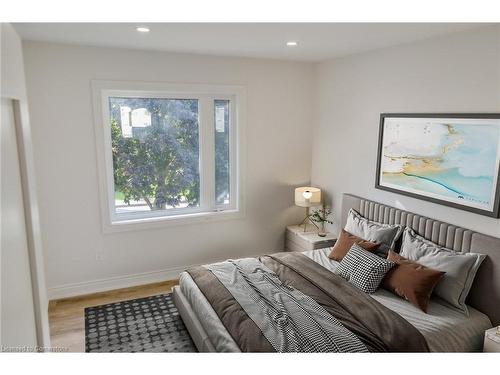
[92,80,246,233]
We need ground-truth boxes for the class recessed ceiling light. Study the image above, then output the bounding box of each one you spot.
[136,26,150,33]
[286,41,298,47]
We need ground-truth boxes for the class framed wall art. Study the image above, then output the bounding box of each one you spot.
[375,113,500,217]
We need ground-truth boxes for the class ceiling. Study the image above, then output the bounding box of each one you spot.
[14,23,486,62]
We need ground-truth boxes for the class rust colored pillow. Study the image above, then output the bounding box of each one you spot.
[383,250,445,313]
[329,229,380,261]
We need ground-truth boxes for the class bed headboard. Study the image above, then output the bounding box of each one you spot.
[341,193,500,326]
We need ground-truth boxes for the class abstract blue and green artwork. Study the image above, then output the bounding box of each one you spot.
[377,115,500,216]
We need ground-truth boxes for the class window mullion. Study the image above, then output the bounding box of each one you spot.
[199,96,215,211]
[229,97,237,210]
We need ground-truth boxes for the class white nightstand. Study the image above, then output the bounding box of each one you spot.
[484,326,500,352]
[285,225,337,252]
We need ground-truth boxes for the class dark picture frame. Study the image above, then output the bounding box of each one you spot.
[375,113,500,218]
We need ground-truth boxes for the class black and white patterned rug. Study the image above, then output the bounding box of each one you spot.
[85,293,197,352]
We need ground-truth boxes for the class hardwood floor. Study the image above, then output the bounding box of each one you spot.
[48,280,178,352]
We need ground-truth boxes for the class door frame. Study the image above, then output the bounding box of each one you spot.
[4,98,51,348]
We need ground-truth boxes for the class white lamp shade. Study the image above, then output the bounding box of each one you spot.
[295,187,321,207]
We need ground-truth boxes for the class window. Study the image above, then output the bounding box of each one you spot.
[93,81,244,230]
[215,99,230,206]
[110,97,201,215]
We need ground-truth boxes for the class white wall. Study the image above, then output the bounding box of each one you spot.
[312,26,500,236]
[26,26,500,299]
[1,24,27,100]
[23,42,314,297]
[1,23,50,347]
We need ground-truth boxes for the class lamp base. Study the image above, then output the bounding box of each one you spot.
[299,207,319,232]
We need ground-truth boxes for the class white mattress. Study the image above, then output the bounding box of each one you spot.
[179,248,492,352]
[179,271,240,352]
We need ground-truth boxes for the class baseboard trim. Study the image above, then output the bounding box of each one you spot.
[47,265,188,300]
[47,250,272,300]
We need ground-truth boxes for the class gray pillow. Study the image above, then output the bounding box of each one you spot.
[344,209,403,254]
[335,243,395,294]
[399,228,486,315]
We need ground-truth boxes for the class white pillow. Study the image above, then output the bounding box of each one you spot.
[400,228,486,315]
[344,209,403,254]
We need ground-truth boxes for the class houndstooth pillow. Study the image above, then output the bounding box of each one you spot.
[335,243,395,294]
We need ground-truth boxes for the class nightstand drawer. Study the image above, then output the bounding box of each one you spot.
[484,327,500,352]
[285,225,336,252]
[285,238,311,252]
[313,238,336,249]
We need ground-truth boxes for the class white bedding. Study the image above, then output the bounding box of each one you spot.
[179,248,492,352]
[305,248,492,352]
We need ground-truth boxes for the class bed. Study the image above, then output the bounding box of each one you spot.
[173,193,500,352]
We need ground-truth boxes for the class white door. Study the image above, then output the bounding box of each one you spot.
[1,98,38,347]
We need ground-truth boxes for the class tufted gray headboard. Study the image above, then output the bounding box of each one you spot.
[341,193,500,326]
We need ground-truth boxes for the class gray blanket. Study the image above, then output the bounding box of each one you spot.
[206,258,368,353]
[187,252,429,352]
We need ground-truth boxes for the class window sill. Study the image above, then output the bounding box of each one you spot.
[102,209,244,234]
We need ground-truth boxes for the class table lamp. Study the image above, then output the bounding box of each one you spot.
[295,187,322,232]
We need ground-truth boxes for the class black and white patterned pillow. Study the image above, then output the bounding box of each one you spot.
[335,243,395,294]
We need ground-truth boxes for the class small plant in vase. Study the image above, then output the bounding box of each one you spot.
[308,206,333,237]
